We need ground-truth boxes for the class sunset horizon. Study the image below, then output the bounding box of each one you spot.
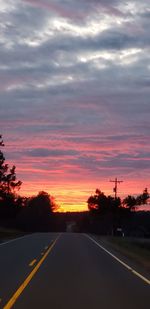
[18,181,150,212]
[0,1,150,307]
[1,0,150,212]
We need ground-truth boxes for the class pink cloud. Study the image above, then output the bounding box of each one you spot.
[98,4,125,17]
[23,0,84,19]
[0,75,29,91]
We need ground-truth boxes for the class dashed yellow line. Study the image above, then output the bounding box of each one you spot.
[3,235,60,309]
[29,259,37,267]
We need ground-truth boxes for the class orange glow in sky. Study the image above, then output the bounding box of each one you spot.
[2,132,150,212]
[19,179,150,212]
[1,0,150,212]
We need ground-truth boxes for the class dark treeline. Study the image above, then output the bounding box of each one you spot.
[0,135,150,237]
[0,135,23,226]
[0,135,58,231]
[84,188,150,237]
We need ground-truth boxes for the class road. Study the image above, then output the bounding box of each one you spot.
[0,233,149,309]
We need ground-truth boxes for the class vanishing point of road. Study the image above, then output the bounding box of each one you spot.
[0,233,149,309]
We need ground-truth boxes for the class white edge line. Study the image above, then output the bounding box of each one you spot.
[85,234,150,285]
[0,234,32,246]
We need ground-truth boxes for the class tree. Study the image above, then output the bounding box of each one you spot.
[17,191,58,231]
[27,191,57,215]
[0,135,22,195]
[123,195,137,211]
[87,189,121,214]
[136,188,149,206]
[0,135,6,184]
[123,188,149,211]
[1,165,22,195]
[88,189,107,213]
[0,135,22,219]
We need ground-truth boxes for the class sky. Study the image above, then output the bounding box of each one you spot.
[0,0,150,211]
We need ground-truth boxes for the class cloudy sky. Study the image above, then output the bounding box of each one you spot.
[0,0,150,211]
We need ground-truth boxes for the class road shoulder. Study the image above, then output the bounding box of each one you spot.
[86,234,150,282]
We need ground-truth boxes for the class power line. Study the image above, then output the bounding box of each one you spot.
[110,177,123,199]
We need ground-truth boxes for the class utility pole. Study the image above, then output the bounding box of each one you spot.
[110,177,123,199]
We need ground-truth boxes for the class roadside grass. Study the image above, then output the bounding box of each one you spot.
[99,236,150,272]
[0,226,26,242]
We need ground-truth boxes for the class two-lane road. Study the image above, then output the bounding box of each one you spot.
[0,233,149,309]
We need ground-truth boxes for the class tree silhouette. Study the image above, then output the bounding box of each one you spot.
[136,188,149,206]
[123,188,149,211]
[0,135,22,220]
[27,191,57,215]
[123,195,137,211]
[0,135,6,184]
[87,188,121,214]
[0,136,22,195]
[17,191,58,231]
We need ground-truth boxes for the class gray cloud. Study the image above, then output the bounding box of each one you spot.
[26,148,78,157]
[0,0,150,203]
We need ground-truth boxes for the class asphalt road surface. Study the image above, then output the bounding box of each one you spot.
[0,233,149,309]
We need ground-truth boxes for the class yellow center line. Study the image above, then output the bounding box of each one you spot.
[3,234,61,309]
[29,259,37,267]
